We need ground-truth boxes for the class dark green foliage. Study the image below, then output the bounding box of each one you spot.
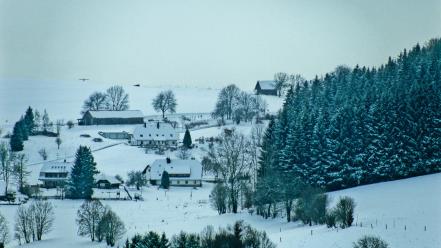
[24,107,35,134]
[334,196,356,228]
[10,120,26,151]
[255,39,441,196]
[160,171,170,189]
[183,129,192,149]
[125,221,275,248]
[353,236,388,248]
[68,146,98,199]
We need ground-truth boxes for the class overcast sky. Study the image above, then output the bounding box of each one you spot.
[1,0,440,88]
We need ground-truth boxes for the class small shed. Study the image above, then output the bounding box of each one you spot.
[95,173,122,189]
[254,80,277,95]
[79,110,144,125]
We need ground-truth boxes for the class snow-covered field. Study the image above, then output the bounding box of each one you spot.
[1,79,439,248]
[0,173,439,248]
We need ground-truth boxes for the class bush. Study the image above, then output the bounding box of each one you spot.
[92,138,103,142]
[353,236,388,248]
[97,209,125,247]
[334,196,356,228]
[160,171,170,189]
[325,211,337,228]
[210,183,227,214]
[294,188,328,225]
[66,120,75,129]
[80,134,91,138]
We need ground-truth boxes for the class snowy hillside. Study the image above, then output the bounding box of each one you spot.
[0,173,439,248]
[0,79,283,126]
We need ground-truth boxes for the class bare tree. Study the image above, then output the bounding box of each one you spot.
[152,90,177,119]
[55,137,62,150]
[213,84,240,120]
[83,92,107,113]
[42,109,51,132]
[105,85,129,111]
[126,171,147,190]
[55,120,64,135]
[288,74,305,88]
[30,200,54,241]
[273,72,289,97]
[13,153,30,193]
[76,200,105,241]
[249,124,264,189]
[176,148,191,160]
[38,148,48,161]
[14,205,32,244]
[0,213,9,248]
[0,142,13,196]
[97,208,125,246]
[205,130,251,213]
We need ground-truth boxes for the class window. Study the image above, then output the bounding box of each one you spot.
[140,134,143,137]
[185,180,188,184]
[177,180,180,184]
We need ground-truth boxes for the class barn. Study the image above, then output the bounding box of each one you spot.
[78,110,144,125]
[254,80,277,96]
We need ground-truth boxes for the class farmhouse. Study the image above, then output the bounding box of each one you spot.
[254,80,277,96]
[78,110,144,125]
[130,121,179,149]
[39,160,73,188]
[95,173,122,189]
[148,158,202,187]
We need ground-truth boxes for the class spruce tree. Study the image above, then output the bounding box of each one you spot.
[24,106,35,135]
[10,121,24,151]
[183,129,192,149]
[68,146,98,199]
[161,171,170,189]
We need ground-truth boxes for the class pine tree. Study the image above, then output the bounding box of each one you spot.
[23,107,35,135]
[68,146,98,199]
[10,121,24,152]
[183,129,192,149]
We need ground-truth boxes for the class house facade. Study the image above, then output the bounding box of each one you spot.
[39,160,73,188]
[254,80,277,95]
[130,121,179,149]
[148,158,202,187]
[79,110,144,125]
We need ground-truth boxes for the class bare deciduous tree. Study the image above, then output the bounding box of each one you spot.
[273,72,289,97]
[38,148,48,161]
[205,130,251,213]
[14,205,33,244]
[55,137,62,150]
[126,171,147,190]
[97,208,125,247]
[83,92,107,113]
[176,148,191,160]
[13,153,30,193]
[0,213,9,248]
[152,90,177,119]
[0,142,13,196]
[76,200,105,241]
[30,200,55,241]
[105,85,129,111]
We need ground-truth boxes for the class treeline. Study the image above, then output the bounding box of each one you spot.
[124,221,275,248]
[256,38,441,196]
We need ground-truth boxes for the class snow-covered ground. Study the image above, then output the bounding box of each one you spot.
[0,79,283,126]
[0,173,439,248]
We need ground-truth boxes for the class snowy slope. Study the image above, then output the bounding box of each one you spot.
[0,173,439,248]
[0,79,283,126]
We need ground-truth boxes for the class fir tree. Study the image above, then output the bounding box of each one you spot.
[160,171,170,189]
[68,146,98,199]
[23,107,35,135]
[183,129,192,149]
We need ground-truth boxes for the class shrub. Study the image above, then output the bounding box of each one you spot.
[38,148,48,160]
[353,236,388,248]
[325,210,337,228]
[334,196,356,228]
[210,183,227,214]
[66,120,75,129]
[294,188,328,225]
[92,138,103,142]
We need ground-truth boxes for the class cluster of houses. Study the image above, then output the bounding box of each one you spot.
[38,157,203,193]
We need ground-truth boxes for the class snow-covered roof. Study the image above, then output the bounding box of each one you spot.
[95,173,121,185]
[257,80,276,90]
[88,110,144,119]
[40,161,73,174]
[150,158,202,180]
[133,122,179,141]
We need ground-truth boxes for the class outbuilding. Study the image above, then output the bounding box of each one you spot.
[78,110,144,125]
[254,80,277,96]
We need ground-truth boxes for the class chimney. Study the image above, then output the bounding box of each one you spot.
[157,122,160,129]
[166,157,171,164]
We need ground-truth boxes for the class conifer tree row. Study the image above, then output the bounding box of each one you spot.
[257,39,441,193]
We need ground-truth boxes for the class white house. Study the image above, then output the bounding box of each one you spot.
[39,160,73,188]
[130,121,179,149]
[147,158,202,187]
